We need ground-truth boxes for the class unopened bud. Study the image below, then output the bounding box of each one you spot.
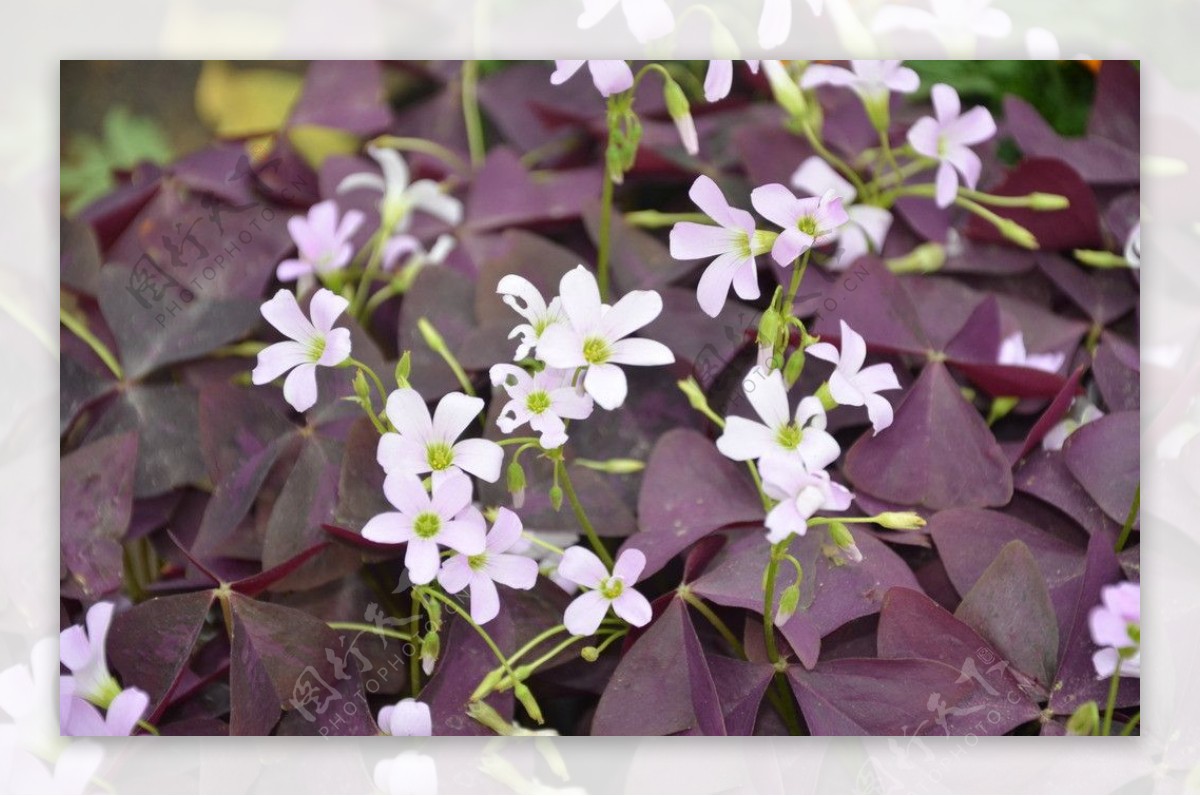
[1029,192,1069,210]
[814,381,837,411]
[467,700,516,735]
[775,582,801,626]
[353,369,371,404]
[828,521,863,564]
[549,484,563,511]
[997,219,1038,250]
[513,683,544,725]
[420,629,440,675]
[507,461,527,509]
[762,60,808,121]
[395,351,412,388]
[575,457,646,474]
[416,317,447,352]
[470,668,505,701]
[663,80,698,155]
[1066,701,1100,736]
[874,511,927,531]
[758,307,783,348]
[783,348,805,387]
[887,242,946,274]
[580,646,600,662]
[677,377,710,412]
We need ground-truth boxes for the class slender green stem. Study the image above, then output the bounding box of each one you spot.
[957,187,1064,208]
[783,250,811,316]
[369,135,470,175]
[345,357,388,404]
[60,308,122,379]
[556,459,614,569]
[870,156,935,190]
[799,121,867,197]
[350,230,388,320]
[498,436,541,447]
[1120,712,1141,736]
[624,210,710,228]
[746,460,770,511]
[499,635,587,689]
[590,629,628,657]
[327,622,413,643]
[506,624,571,668]
[522,533,566,556]
[762,542,785,665]
[363,282,403,320]
[461,60,486,168]
[1101,668,1121,735]
[680,590,745,659]
[422,587,517,681]
[597,154,616,303]
[1115,485,1140,552]
[409,598,423,695]
[136,719,160,736]
[417,317,475,396]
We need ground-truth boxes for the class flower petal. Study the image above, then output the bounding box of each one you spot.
[704,60,733,102]
[557,546,609,589]
[438,519,487,557]
[559,265,604,332]
[251,341,307,385]
[798,428,841,472]
[687,175,755,232]
[864,393,895,434]
[586,60,635,96]
[450,438,503,483]
[385,699,432,736]
[486,507,524,553]
[800,63,856,89]
[669,222,738,260]
[487,553,539,590]
[535,323,586,369]
[260,289,316,343]
[791,156,856,203]
[377,433,430,479]
[432,393,483,444]
[104,688,148,736]
[282,363,319,412]
[750,183,800,229]
[437,555,474,593]
[551,60,587,85]
[405,539,442,585]
[695,251,747,317]
[931,83,961,123]
[611,589,653,627]
[906,117,941,159]
[385,388,433,443]
[715,416,776,461]
[496,274,547,323]
[946,145,983,190]
[745,367,791,429]
[430,470,473,518]
[468,574,501,624]
[362,512,414,545]
[383,472,431,516]
[935,161,959,208]
[583,362,628,410]
[607,338,674,367]
[563,591,611,636]
[406,180,463,226]
[318,327,352,367]
[612,548,646,583]
[838,319,867,374]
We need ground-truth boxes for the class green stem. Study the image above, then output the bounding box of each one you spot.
[762,542,785,666]
[60,308,122,379]
[1114,485,1140,552]
[783,250,811,316]
[1101,668,1121,736]
[799,121,867,197]
[345,357,388,403]
[1119,712,1141,736]
[679,590,745,658]
[597,153,616,303]
[409,598,423,695]
[498,436,541,447]
[136,719,160,736]
[350,230,388,320]
[746,460,770,512]
[497,634,588,691]
[327,622,413,643]
[461,60,486,168]
[422,587,517,682]
[557,459,615,569]
[522,533,566,556]
[624,210,710,228]
[590,629,628,656]
[417,317,475,396]
[506,624,571,668]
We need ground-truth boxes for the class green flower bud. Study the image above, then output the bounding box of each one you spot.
[353,369,371,404]
[997,219,1039,250]
[887,242,946,274]
[874,511,927,530]
[395,350,412,388]
[580,646,600,662]
[814,381,837,411]
[1029,192,1070,210]
[467,700,515,735]
[574,457,646,474]
[420,629,440,676]
[513,682,545,725]
[470,668,505,702]
[507,460,527,509]
[762,60,808,121]
[1066,701,1100,736]
[758,307,783,348]
[549,484,563,511]
[678,377,710,412]
[783,348,805,387]
[828,521,863,564]
[775,582,801,625]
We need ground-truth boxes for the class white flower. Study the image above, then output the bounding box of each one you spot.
[906,83,997,208]
[761,456,853,544]
[337,146,462,235]
[276,199,364,282]
[497,275,565,360]
[536,266,675,410]
[490,365,594,449]
[438,508,539,625]
[550,60,635,98]
[362,470,487,585]
[1042,399,1104,452]
[716,368,841,472]
[800,60,919,104]
[252,289,352,413]
[997,332,1065,374]
[791,157,893,269]
[378,389,504,483]
[806,320,901,433]
[557,547,652,636]
[577,0,674,43]
[382,233,456,273]
[377,698,432,736]
[59,687,149,736]
[703,60,761,103]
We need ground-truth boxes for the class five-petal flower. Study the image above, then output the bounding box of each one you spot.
[276,199,364,282]
[536,266,675,410]
[791,157,893,269]
[490,365,594,449]
[337,145,462,234]
[906,83,997,208]
[438,507,540,625]
[716,368,841,472]
[59,686,149,737]
[550,60,634,97]
[670,175,773,317]
[497,275,565,360]
[252,289,352,413]
[377,698,433,736]
[59,602,121,708]
[751,185,849,266]
[362,470,487,585]
[1089,581,1140,679]
[806,320,902,433]
[557,547,652,636]
[377,389,503,483]
[761,456,853,544]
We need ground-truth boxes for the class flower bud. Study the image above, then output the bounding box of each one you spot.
[470,668,505,701]
[549,484,563,511]
[395,350,412,388]
[814,381,837,412]
[416,317,447,353]
[997,219,1038,250]
[513,682,545,725]
[677,377,711,413]
[575,457,646,474]
[420,629,440,676]
[783,348,805,387]
[1066,701,1100,736]
[762,60,808,122]
[1029,192,1070,210]
[467,700,516,735]
[580,646,600,662]
[758,307,783,349]
[887,242,946,274]
[507,461,527,509]
[774,582,801,626]
[874,511,927,530]
[828,521,863,564]
[663,79,699,155]
[353,368,371,405]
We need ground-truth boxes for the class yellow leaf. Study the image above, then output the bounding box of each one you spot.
[288,124,361,170]
[195,61,303,139]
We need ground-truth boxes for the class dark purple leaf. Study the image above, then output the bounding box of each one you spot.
[583,204,694,294]
[464,148,601,234]
[1003,97,1138,186]
[1037,253,1136,325]
[1011,364,1087,464]
[1063,410,1139,526]
[288,61,391,136]
[1093,334,1139,412]
[810,257,930,356]
[398,265,478,399]
[61,431,138,597]
[593,599,725,735]
[953,541,1059,694]
[844,362,1013,510]
[705,654,776,737]
[420,610,515,736]
[966,158,1103,250]
[62,217,102,296]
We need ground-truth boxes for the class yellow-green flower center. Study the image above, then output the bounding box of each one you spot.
[413,511,442,539]
[307,336,327,362]
[583,336,612,365]
[426,441,454,471]
[775,423,803,451]
[468,552,489,570]
[599,577,624,600]
[797,216,818,237]
[525,390,552,415]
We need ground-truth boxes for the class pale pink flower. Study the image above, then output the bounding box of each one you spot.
[997,332,1065,374]
[276,200,364,281]
[716,367,841,472]
[703,60,761,102]
[806,320,901,433]
[58,602,120,707]
[381,233,455,272]
[438,508,539,625]
[377,698,432,736]
[670,175,773,317]
[252,289,351,413]
[907,83,997,208]
[550,60,634,97]
[59,687,148,737]
[750,185,849,266]
[362,470,487,585]
[558,547,652,635]
[536,266,675,410]
[377,389,503,483]
[490,365,594,449]
[497,275,565,361]
[791,157,893,269]
[761,456,853,544]
[1089,582,1140,679]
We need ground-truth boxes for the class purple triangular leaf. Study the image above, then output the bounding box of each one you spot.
[61,431,138,597]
